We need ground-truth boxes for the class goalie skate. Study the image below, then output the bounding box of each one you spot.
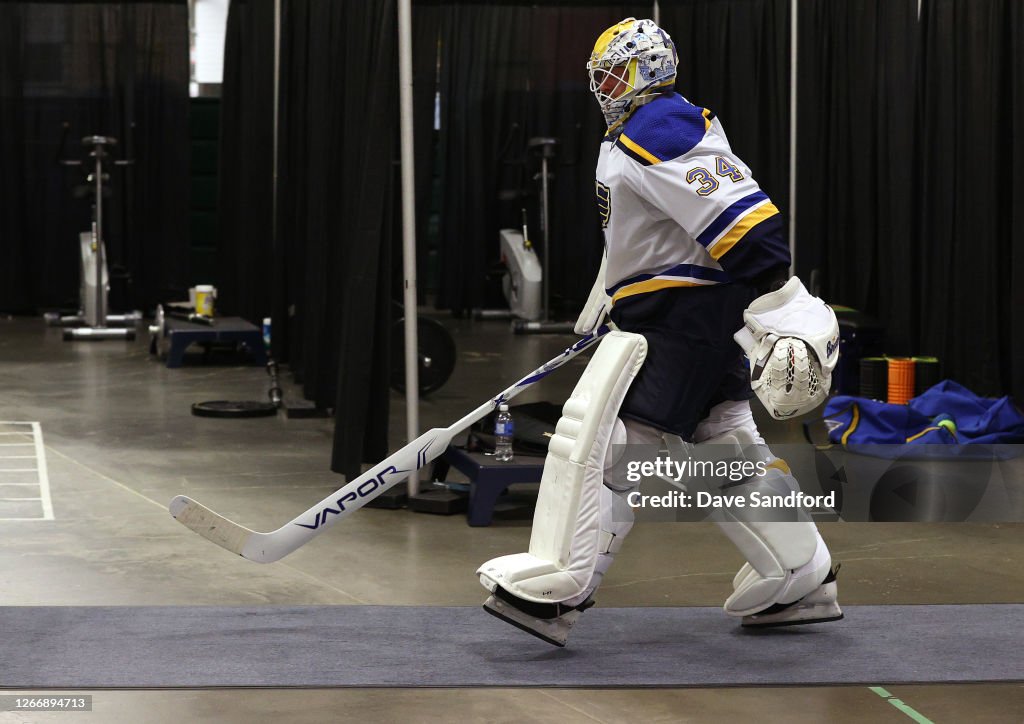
[741,567,843,628]
[482,587,595,648]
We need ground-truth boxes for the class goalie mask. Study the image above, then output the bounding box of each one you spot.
[587,18,678,130]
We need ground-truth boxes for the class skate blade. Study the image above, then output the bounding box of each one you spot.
[742,603,844,628]
[482,595,572,647]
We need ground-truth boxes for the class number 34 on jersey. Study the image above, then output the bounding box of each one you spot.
[685,156,745,197]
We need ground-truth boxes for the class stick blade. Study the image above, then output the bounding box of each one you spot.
[169,495,254,558]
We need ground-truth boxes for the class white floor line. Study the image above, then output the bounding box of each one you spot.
[0,423,51,521]
[32,423,54,520]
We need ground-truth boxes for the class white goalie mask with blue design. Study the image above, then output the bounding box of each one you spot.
[587,18,678,131]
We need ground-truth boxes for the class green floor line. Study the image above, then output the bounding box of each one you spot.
[869,686,935,724]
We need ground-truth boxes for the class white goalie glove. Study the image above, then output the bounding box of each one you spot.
[733,277,840,420]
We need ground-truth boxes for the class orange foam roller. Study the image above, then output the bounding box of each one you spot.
[887,358,916,405]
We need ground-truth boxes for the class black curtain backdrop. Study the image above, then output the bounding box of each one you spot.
[0,7,29,311]
[917,0,1023,398]
[0,1,190,314]
[659,0,791,213]
[796,0,918,346]
[217,0,274,324]
[1012,0,1024,403]
[275,0,398,478]
[796,0,1021,399]
[220,0,396,479]
[426,2,649,316]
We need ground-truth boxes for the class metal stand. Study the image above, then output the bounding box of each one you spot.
[50,134,139,341]
[516,138,573,335]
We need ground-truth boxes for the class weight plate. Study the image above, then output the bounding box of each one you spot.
[391,317,457,395]
[191,400,278,418]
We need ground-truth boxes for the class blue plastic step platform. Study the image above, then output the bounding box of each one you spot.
[162,316,267,369]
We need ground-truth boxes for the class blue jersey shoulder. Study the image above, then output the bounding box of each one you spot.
[615,94,715,165]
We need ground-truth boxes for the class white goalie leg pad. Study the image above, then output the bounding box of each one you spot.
[716,476,830,615]
[477,331,647,603]
[560,417,665,607]
[693,405,831,617]
[562,482,634,607]
[720,515,831,617]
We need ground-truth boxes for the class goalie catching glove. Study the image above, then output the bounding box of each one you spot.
[733,277,839,420]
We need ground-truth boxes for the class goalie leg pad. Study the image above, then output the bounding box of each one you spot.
[477,331,647,604]
[694,422,833,617]
[720,519,832,617]
[562,481,635,607]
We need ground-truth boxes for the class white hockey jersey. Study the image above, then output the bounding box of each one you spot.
[596,93,789,305]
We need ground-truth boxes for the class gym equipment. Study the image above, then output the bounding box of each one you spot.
[513,138,574,335]
[476,138,573,334]
[149,303,214,356]
[46,130,141,340]
[191,359,283,419]
[476,221,543,322]
[502,225,543,321]
[532,137,556,323]
[389,301,456,396]
[149,305,267,369]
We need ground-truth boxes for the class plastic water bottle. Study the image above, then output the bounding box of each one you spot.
[494,404,514,462]
[262,317,272,348]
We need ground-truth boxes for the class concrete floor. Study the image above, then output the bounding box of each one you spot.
[0,314,1022,722]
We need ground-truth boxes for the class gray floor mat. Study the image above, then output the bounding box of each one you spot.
[1,605,1020,688]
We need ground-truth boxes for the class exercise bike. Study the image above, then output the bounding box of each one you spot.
[44,130,141,340]
[476,137,573,334]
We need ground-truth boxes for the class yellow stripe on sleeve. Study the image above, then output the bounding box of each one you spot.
[707,202,780,260]
[619,134,662,165]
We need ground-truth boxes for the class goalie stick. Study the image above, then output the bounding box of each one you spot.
[169,325,611,563]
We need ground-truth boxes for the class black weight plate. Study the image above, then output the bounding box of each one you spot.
[391,317,457,395]
[191,400,278,418]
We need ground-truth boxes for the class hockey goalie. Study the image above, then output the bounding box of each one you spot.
[476,18,842,647]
